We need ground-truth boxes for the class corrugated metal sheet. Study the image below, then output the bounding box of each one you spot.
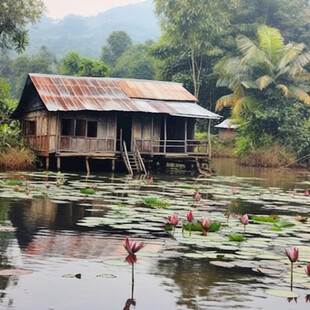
[26,73,220,119]
[215,119,238,128]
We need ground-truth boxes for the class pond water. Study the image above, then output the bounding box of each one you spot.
[0,159,310,309]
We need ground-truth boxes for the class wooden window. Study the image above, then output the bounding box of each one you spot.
[61,119,74,136]
[24,120,36,136]
[87,121,97,137]
[75,119,86,136]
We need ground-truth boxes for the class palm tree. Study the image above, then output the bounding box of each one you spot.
[214,25,310,118]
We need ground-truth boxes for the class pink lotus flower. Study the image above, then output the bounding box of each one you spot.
[305,190,310,196]
[13,185,20,191]
[187,211,194,223]
[167,214,179,226]
[125,254,137,264]
[146,177,153,185]
[241,214,249,225]
[124,237,145,255]
[285,247,299,263]
[200,217,211,235]
[186,211,194,237]
[305,265,310,277]
[232,188,239,195]
[194,192,201,201]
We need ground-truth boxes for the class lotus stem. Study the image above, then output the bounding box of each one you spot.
[132,262,135,286]
[189,223,192,237]
[131,263,135,299]
[290,262,293,291]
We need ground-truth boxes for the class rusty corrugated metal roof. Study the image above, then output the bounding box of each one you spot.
[16,74,220,119]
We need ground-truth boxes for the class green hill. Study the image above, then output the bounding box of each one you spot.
[27,0,160,59]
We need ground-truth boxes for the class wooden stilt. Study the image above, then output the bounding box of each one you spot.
[86,157,90,176]
[57,156,61,171]
[111,159,115,172]
[46,156,50,170]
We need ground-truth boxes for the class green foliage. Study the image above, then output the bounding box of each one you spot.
[59,52,109,77]
[0,78,17,123]
[111,42,157,79]
[0,0,44,53]
[215,25,310,160]
[101,31,133,67]
[7,46,57,98]
[154,0,229,98]
[0,123,24,149]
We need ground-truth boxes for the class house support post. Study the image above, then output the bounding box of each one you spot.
[57,156,61,171]
[86,157,90,176]
[46,156,49,170]
[111,159,115,172]
[208,119,212,159]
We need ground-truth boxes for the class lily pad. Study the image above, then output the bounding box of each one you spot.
[265,289,299,298]
[102,259,128,267]
[0,269,32,276]
[80,188,96,195]
[210,261,235,268]
[274,221,295,228]
[96,273,116,278]
[228,235,244,242]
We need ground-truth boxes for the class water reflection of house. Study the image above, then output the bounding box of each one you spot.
[12,74,220,173]
[215,119,238,140]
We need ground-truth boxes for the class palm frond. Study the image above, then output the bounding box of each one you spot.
[237,35,272,68]
[291,87,310,105]
[232,96,256,118]
[278,43,310,70]
[215,94,235,111]
[276,84,290,97]
[256,75,274,90]
[257,26,283,62]
[241,80,258,89]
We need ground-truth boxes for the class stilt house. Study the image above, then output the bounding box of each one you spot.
[12,74,220,173]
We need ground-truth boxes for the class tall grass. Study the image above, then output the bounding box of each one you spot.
[238,145,295,167]
[0,148,36,171]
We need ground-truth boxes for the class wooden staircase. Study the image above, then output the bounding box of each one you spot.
[122,141,147,175]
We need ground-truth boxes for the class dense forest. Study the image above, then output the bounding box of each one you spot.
[1,0,310,168]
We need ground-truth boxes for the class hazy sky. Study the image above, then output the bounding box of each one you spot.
[43,0,145,19]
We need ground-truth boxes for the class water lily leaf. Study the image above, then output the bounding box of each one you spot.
[142,197,171,207]
[210,261,235,268]
[274,221,295,228]
[228,235,244,242]
[209,221,221,232]
[0,269,32,276]
[252,216,279,223]
[5,180,22,186]
[102,259,128,266]
[252,268,281,276]
[265,289,299,298]
[96,273,116,278]
[80,188,96,195]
